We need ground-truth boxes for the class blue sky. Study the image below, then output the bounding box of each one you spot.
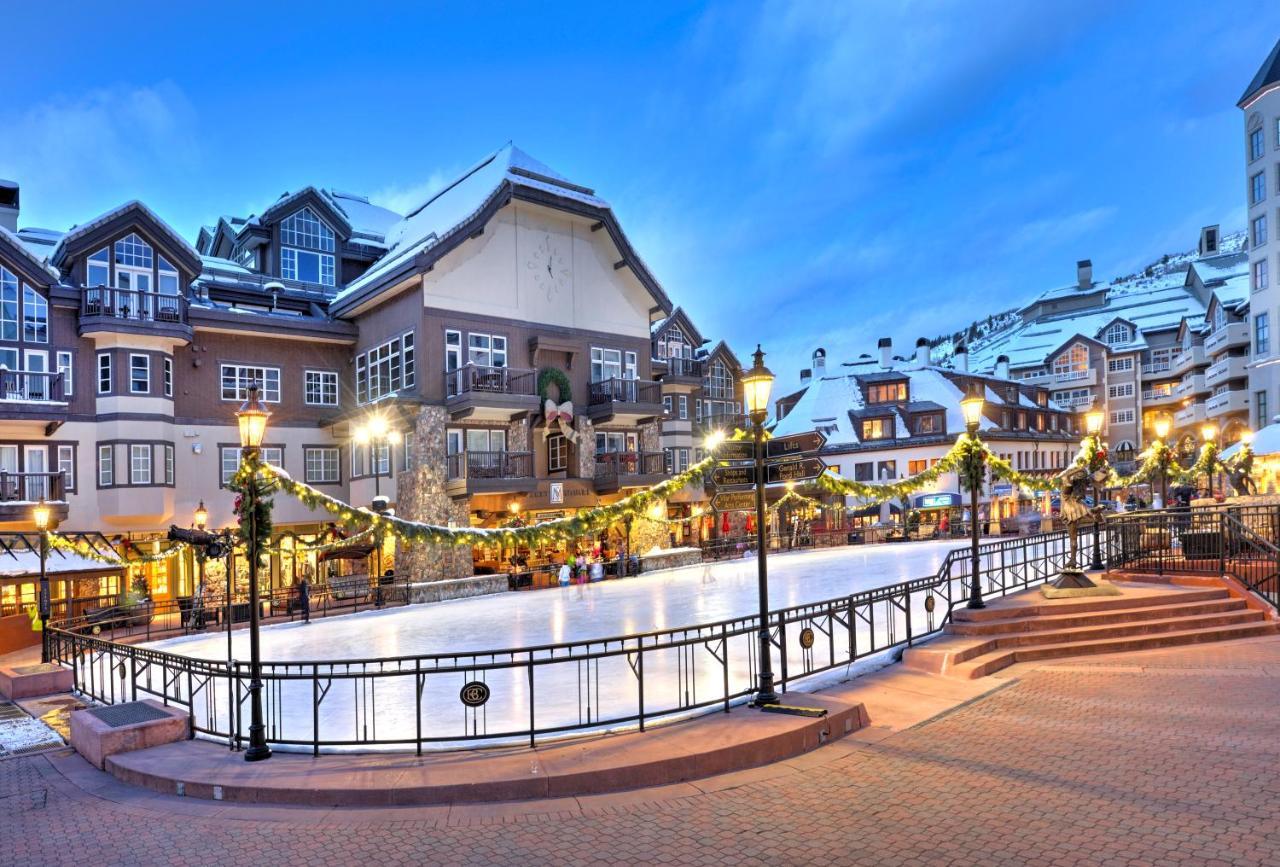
[2,1,1278,382]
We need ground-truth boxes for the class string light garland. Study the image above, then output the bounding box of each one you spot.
[47,533,189,566]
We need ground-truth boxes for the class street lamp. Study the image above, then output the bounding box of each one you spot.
[960,385,986,609]
[235,383,272,763]
[1201,422,1218,498]
[1085,410,1105,571]
[33,499,53,663]
[742,345,777,707]
[354,412,402,502]
[1153,418,1171,509]
[194,500,208,532]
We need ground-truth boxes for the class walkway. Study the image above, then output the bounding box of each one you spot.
[6,636,1280,865]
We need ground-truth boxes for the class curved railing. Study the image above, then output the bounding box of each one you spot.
[47,529,1072,755]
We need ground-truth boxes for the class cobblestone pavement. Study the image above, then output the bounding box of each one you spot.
[4,638,1280,866]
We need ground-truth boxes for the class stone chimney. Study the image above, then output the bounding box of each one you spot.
[955,344,968,372]
[914,337,930,363]
[812,347,826,376]
[878,337,892,369]
[1199,225,1220,256]
[1077,259,1092,290]
[0,181,17,233]
[995,354,1010,380]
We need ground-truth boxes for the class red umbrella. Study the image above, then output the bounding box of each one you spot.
[721,512,730,534]
[746,514,755,534]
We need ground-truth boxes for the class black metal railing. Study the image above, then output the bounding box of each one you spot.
[47,529,1071,755]
[445,451,535,481]
[0,470,66,503]
[589,377,662,406]
[660,357,704,379]
[445,364,537,398]
[0,369,65,403]
[82,286,187,324]
[594,451,665,483]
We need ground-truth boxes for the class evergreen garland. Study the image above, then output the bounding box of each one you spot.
[229,451,275,570]
[537,367,574,405]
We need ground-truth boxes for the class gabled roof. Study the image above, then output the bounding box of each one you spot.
[0,224,59,284]
[259,186,353,236]
[50,200,202,275]
[651,306,707,346]
[704,339,743,371]
[1239,37,1280,107]
[331,143,674,317]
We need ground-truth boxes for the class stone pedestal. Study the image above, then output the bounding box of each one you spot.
[396,405,475,584]
[70,699,190,770]
[0,662,73,700]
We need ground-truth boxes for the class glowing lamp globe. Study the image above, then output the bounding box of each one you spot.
[33,499,51,531]
[1153,418,1171,441]
[1085,411,1104,436]
[1241,429,1256,446]
[960,388,985,431]
[741,345,775,419]
[1201,423,1218,443]
[235,384,271,449]
[194,500,208,531]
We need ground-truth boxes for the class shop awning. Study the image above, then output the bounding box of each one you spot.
[912,492,961,509]
[318,544,375,562]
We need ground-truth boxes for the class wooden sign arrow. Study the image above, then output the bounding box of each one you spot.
[711,490,757,512]
[711,465,757,487]
[766,431,827,460]
[715,440,755,462]
[765,457,827,484]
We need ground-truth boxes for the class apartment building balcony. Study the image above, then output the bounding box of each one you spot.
[0,370,69,432]
[594,451,666,494]
[1174,402,1207,427]
[1203,322,1249,356]
[1054,394,1095,410]
[1140,361,1172,379]
[445,451,537,497]
[1205,389,1248,419]
[80,287,192,342]
[1203,355,1248,389]
[0,472,69,523]
[1140,388,1178,407]
[586,377,664,424]
[1170,345,1205,376]
[444,364,539,421]
[1021,368,1097,387]
[653,356,704,385]
[1173,374,1207,399]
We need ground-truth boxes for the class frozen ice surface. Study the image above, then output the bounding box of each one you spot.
[141,539,968,751]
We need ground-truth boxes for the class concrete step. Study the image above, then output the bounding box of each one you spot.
[950,587,1229,623]
[943,609,1268,663]
[947,621,1279,679]
[947,597,1248,637]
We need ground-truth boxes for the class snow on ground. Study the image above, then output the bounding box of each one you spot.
[137,540,967,751]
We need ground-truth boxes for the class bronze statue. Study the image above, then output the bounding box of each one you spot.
[1053,462,1099,588]
[1226,460,1257,496]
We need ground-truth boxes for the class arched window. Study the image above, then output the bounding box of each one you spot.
[1051,343,1089,378]
[280,207,336,286]
[661,325,690,360]
[707,359,733,399]
[1212,304,1226,331]
[1104,323,1129,346]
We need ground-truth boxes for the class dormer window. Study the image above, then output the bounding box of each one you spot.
[915,414,941,435]
[861,417,891,440]
[280,207,335,286]
[1104,323,1130,346]
[867,381,907,403]
[1212,305,1227,331]
[659,325,690,359]
[1052,343,1089,378]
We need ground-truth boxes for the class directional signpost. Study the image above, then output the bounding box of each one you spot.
[708,430,829,510]
[765,431,827,460]
[765,457,827,485]
[711,491,757,512]
[715,440,756,462]
[711,465,757,488]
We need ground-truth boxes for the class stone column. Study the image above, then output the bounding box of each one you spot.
[396,405,474,582]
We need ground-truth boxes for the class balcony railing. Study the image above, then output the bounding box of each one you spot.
[0,369,65,403]
[0,471,66,503]
[445,364,536,398]
[588,377,662,406]
[445,451,534,481]
[659,356,704,379]
[83,286,188,325]
[1054,394,1093,409]
[697,412,748,433]
[1141,361,1172,375]
[595,451,665,483]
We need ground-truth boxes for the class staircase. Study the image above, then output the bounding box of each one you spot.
[903,580,1279,679]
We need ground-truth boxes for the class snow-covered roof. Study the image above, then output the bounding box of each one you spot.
[0,547,123,578]
[50,199,201,272]
[0,224,60,281]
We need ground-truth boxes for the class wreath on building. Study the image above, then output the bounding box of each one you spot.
[537,367,573,405]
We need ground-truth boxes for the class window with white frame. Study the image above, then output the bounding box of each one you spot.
[129,354,150,394]
[130,444,152,485]
[1257,312,1270,356]
[1107,357,1133,373]
[97,353,112,394]
[163,357,172,397]
[1250,126,1265,161]
[1254,214,1269,247]
[304,370,338,406]
[57,445,74,491]
[97,445,112,487]
[466,333,507,368]
[1253,171,1267,205]
[1213,304,1227,331]
[444,329,461,372]
[221,446,281,484]
[662,395,672,415]
[22,286,47,343]
[164,444,174,485]
[1255,259,1270,293]
[595,431,636,455]
[658,325,690,359]
[0,268,17,343]
[1109,409,1135,425]
[87,247,109,287]
[356,332,415,404]
[304,447,340,484]
[1103,323,1129,346]
[547,434,567,472]
[707,359,734,399]
[625,351,637,380]
[1052,343,1089,377]
[56,351,72,396]
[402,431,415,472]
[279,207,336,286]
[220,364,281,402]
[591,347,622,382]
[1108,383,1134,399]
[678,395,688,419]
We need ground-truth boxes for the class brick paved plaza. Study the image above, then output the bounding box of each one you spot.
[2,637,1279,866]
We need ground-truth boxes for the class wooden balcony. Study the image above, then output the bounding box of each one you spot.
[80,286,192,341]
[445,364,540,421]
[586,377,664,424]
[0,471,69,523]
[445,451,537,497]
[594,451,666,493]
[0,370,69,432]
[654,356,704,384]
